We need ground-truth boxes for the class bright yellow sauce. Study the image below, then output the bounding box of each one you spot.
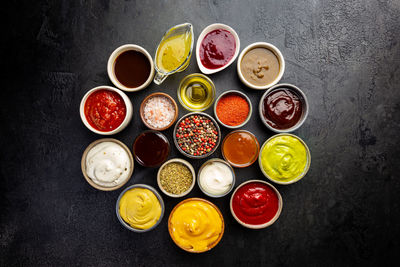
[169,200,223,252]
[156,34,191,73]
[260,135,308,183]
[119,188,161,230]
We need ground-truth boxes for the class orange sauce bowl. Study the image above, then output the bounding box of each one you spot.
[222,130,260,168]
[168,198,225,253]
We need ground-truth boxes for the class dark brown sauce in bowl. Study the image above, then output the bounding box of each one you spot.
[262,88,303,130]
[114,50,151,88]
[133,131,170,167]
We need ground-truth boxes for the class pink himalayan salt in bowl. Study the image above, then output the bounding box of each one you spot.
[140,92,178,131]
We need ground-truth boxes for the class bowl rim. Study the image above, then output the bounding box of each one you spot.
[258,133,311,185]
[140,92,179,131]
[173,112,221,159]
[230,179,283,229]
[79,86,133,135]
[213,90,252,129]
[221,130,260,168]
[107,44,155,92]
[115,184,165,233]
[156,158,196,198]
[81,138,134,191]
[197,158,236,198]
[259,83,309,133]
[177,73,216,112]
[237,42,285,90]
[196,23,241,75]
[132,130,171,167]
[168,197,225,253]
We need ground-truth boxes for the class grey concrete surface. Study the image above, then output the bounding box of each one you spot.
[1,0,399,266]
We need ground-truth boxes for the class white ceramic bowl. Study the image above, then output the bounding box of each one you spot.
[258,133,311,185]
[197,158,236,198]
[230,180,283,229]
[237,42,285,90]
[157,158,196,198]
[80,86,133,135]
[213,90,252,129]
[259,83,309,133]
[196,23,240,75]
[81,138,134,191]
[107,44,155,92]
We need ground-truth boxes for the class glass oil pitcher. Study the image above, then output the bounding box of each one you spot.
[153,23,194,85]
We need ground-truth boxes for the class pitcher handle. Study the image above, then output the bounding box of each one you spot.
[153,71,168,85]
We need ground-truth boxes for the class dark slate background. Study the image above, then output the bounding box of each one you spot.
[1,0,399,266]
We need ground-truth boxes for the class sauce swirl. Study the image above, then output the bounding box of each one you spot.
[85,141,131,187]
[262,88,302,130]
[199,29,236,69]
[169,199,224,252]
[119,188,162,230]
[232,182,279,225]
[260,135,307,182]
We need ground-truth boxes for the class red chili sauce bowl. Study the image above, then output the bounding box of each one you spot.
[80,86,133,135]
[199,29,236,69]
[230,180,282,229]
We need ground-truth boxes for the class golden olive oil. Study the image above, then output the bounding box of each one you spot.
[178,74,215,111]
[156,27,192,73]
[153,23,193,85]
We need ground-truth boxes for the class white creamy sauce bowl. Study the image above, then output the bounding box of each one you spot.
[197,158,235,198]
[81,138,134,191]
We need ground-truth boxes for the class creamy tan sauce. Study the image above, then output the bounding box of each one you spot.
[240,47,280,86]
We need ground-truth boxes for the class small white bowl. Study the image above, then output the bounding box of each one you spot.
[157,158,196,198]
[81,138,134,191]
[107,44,155,92]
[258,133,311,185]
[237,42,285,90]
[196,23,240,75]
[80,86,133,135]
[197,158,235,198]
[259,83,309,133]
[213,90,252,129]
[230,180,283,229]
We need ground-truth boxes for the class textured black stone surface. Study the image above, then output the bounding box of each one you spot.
[1,0,400,266]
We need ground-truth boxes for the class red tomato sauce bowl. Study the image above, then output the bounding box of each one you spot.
[80,86,133,135]
[196,23,240,75]
[230,180,282,229]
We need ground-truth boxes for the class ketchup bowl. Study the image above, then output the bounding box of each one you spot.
[230,180,283,229]
[80,86,133,135]
[196,23,240,75]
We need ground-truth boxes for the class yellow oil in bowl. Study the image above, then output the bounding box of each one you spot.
[178,73,216,111]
